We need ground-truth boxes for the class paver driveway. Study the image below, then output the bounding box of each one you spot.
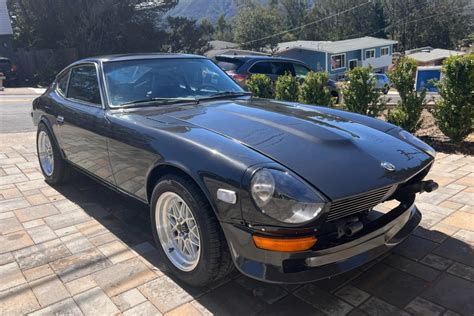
[0,131,473,315]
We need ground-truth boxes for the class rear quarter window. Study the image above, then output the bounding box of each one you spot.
[67,65,101,105]
[56,71,70,96]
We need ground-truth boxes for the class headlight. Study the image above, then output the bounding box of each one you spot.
[399,130,436,157]
[250,168,326,224]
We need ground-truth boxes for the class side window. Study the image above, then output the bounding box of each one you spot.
[272,62,292,76]
[249,62,272,74]
[67,65,101,105]
[56,71,70,96]
[293,63,310,78]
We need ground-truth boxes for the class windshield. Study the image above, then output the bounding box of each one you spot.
[103,58,245,106]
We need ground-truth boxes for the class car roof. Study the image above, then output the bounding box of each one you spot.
[215,55,307,64]
[73,53,207,64]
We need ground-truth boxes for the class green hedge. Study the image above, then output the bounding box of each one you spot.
[341,66,385,117]
[433,54,474,143]
[387,57,426,133]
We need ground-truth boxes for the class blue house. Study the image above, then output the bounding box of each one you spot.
[276,37,398,80]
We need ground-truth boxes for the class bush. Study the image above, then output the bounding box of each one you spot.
[275,73,299,102]
[298,71,333,106]
[246,74,274,98]
[433,54,474,143]
[341,66,385,117]
[387,57,426,132]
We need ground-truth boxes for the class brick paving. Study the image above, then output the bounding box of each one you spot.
[0,131,473,315]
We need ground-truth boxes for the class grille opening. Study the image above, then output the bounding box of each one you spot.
[326,185,395,222]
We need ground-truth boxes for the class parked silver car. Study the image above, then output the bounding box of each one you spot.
[372,73,391,94]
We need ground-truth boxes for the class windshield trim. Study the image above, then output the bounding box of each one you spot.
[101,57,245,109]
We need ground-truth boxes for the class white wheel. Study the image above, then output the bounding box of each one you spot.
[155,192,201,271]
[38,130,54,176]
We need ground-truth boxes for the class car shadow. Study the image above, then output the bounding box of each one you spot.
[48,171,473,315]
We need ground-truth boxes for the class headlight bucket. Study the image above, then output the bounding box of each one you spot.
[250,168,326,224]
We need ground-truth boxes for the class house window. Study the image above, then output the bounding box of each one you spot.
[365,49,375,59]
[331,54,345,70]
[381,47,390,56]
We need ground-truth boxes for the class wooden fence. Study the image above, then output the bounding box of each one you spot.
[14,48,78,85]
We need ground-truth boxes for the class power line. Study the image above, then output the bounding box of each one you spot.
[237,0,374,47]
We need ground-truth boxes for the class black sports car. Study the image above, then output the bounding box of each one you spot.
[32,54,438,286]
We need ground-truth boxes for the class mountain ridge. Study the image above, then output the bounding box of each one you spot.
[167,0,268,22]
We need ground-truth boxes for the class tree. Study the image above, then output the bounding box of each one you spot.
[298,71,333,106]
[387,57,426,132]
[280,0,311,30]
[7,0,177,56]
[214,15,233,42]
[301,0,387,41]
[275,73,299,102]
[433,54,474,143]
[164,17,212,55]
[382,0,473,50]
[342,66,386,117]
[233,4,283,51]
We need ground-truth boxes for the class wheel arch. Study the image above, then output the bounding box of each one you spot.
[146,163,219,218]
[37,116,65,159]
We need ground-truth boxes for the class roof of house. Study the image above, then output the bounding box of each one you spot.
[0,0,13,36]
[277,36,398,54]
[405,48,465,63]
[205,41,269,58]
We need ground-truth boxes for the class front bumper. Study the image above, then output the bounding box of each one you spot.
[222,200,421,283]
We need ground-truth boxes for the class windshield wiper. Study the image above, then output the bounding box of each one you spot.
[200,91,252,100]
[119,97,198,107]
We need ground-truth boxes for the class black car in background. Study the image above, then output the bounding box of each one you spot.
[32,54,438,287]
[215,55,340,100]
[0,57,18,86]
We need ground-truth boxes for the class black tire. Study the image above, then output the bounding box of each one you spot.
[36,123,71,184]
[150,175,234,287]
[383,85,389,94]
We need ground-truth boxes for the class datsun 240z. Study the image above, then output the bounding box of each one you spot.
[32,54,438,286]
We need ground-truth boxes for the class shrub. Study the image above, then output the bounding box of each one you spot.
[341,66,385,117]
[433,54,474,143]
[246,74,274,98]
[387,57,426,132]
[275,73,299,102]
[298,71,333,106]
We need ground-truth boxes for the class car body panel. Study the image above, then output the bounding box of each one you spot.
[146,98,432,200]
[0,57,18,84]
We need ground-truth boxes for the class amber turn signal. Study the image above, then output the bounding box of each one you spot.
[252,235,317,252]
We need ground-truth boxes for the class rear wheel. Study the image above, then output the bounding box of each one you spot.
[36,123,70,184]
[150,175,234,287]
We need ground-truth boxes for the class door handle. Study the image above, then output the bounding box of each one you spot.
[57,116,64,125]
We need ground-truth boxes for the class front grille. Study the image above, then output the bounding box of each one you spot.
[326,185,395,222]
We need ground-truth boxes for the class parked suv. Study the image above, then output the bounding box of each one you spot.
[0,57,18,86]
[215,55,340,101]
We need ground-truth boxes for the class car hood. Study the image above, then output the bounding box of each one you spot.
[146,99,433,199]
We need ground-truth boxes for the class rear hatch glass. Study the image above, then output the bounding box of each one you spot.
[215,57,244,72]
[0,60,11,73]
